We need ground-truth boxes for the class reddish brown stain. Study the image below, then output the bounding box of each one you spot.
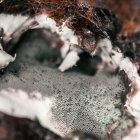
[0,0,139,53]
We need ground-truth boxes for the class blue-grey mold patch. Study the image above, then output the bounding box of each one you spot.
[0,30,126,139]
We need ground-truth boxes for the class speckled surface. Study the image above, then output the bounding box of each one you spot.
[0,30,127,139]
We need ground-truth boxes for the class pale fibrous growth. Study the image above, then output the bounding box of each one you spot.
[0,14,37,69]
[0,13,80,71]
[112,50,140,119]
[0,88,64,137]
[95,38,140,120]
[0,43,16,69]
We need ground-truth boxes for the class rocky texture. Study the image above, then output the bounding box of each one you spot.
[0,30,127,139]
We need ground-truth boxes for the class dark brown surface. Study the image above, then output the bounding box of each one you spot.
[0,113,62,140]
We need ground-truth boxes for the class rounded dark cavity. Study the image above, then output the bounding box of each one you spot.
[0,29,127,140]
